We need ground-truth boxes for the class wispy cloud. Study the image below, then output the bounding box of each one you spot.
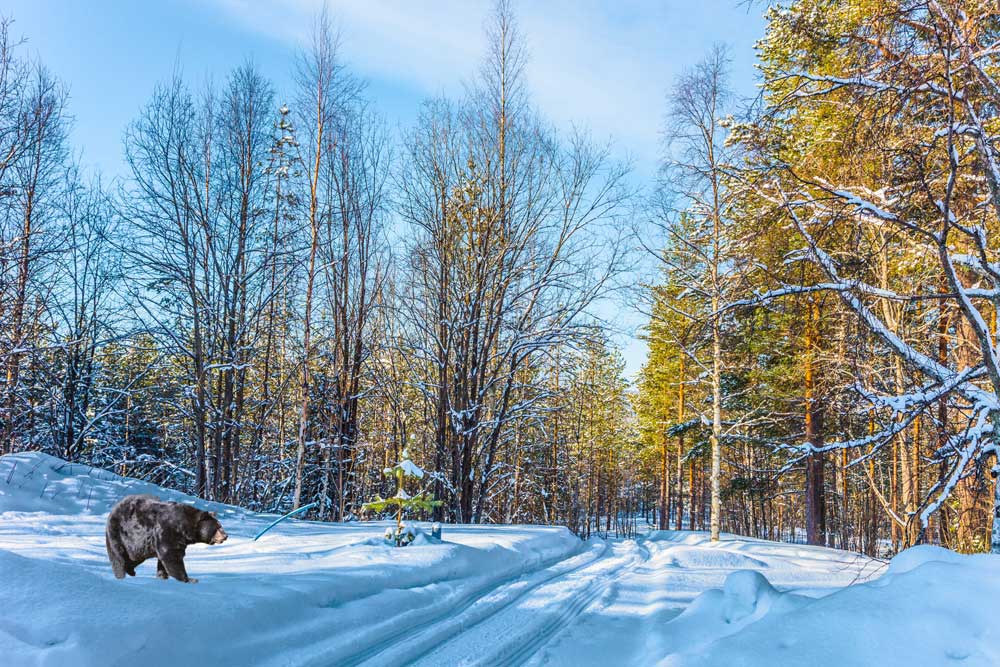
[206,1,763,179]
[212,0,484,93]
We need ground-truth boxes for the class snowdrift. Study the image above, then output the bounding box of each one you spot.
[660,544,1000,667]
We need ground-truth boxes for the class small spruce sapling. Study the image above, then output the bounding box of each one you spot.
[363,448,442,546]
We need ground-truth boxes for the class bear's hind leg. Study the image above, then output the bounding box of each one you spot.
[155,559,168,579]
[106,530,128,579]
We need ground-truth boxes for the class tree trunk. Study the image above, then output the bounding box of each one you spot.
[292,159,321,510]
[804,300,826,546]
[709,301,722,541]
[659,432,669,530]
[805,409,826,546]
[674,354,686,531]
[991,450,1000,554]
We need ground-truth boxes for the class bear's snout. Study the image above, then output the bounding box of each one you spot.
[213,527,228,544]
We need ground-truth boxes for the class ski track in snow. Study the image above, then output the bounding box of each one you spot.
[403,540,651,667]
[0,453,891,666]
[399,534,876,667]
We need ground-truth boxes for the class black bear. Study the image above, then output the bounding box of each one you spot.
[105,495,228,583]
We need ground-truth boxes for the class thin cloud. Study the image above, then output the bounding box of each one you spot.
[205,0,756,178]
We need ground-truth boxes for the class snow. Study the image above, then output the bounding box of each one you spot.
[1,452,996,666]
[385,448,425,480]
[398,458,424,479]
[660,545,1000,667]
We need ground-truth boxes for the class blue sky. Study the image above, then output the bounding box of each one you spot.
[4,0,767,376]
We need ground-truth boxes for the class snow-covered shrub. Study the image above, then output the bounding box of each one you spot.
[382,522,445,547]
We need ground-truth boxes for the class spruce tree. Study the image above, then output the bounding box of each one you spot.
[363,448,442,546]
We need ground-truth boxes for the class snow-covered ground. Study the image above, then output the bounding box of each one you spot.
[0,452,996,666]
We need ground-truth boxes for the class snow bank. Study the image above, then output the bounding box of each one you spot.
[0,452,582,667]
[661,546,1000,667]
[650,567,808,658]
[0,451,237,516]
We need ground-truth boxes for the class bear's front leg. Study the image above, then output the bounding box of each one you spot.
[155,559,169,579]
[155,546,197,583]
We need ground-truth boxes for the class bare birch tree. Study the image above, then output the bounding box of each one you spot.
[652,45,737,542]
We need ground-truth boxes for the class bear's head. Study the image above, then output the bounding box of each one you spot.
[196,511,228,545]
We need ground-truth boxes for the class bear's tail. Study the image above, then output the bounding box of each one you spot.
[106,528,127,579]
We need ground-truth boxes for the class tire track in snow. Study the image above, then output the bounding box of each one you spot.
[492,541,652,667]
[401,540,651,667]
[328,542,609,667]
[233,538,593,667]
[344,540,611,667]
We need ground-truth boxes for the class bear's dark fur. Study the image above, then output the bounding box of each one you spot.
[105,495,228,583]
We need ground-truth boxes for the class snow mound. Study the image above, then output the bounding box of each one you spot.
[720,570,777,623]
[663,545,770,570]
[660,568,804,655]
[0,451,237,517]
[885,544,969,575]
[410,527,442,546]
[360,523,443,548]
[661,547,1000,667]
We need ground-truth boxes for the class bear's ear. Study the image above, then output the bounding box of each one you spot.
[210,511,217,518]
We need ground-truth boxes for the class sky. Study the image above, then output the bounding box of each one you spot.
[3,0,768,378]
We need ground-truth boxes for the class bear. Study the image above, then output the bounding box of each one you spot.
[105,494,228,583]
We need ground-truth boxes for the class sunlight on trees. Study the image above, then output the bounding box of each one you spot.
[2,2,1000,555]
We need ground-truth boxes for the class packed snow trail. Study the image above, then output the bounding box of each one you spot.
[397,533,874,667]
[399,540,651,667]
[520,532,876,666]
[2,453,997,667]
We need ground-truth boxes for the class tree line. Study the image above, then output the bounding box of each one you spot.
[3,1,1000,555]
[0,3,641,538]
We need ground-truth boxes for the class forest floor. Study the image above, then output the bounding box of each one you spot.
[0,451,997,667]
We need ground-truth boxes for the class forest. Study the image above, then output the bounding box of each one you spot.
[2,0,999,558]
